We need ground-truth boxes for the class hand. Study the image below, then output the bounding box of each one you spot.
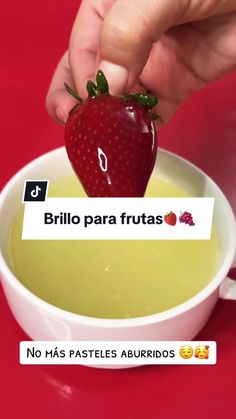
[46,0,236,125]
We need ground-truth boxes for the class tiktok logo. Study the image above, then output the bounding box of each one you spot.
[22,180,49,202]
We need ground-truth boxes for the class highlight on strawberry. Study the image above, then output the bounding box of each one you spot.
[64,70,159,197]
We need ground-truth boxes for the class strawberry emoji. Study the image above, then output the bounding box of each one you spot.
[164,212,177,226]
[64,70,159,197]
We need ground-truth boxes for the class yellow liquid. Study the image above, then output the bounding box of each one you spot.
[7,175,218,319]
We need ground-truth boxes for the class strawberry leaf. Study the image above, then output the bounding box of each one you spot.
[87,80,97,98]
[96,70,109,94]
[64,83,83,102]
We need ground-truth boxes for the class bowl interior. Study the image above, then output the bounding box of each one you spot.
[0,147,235,286]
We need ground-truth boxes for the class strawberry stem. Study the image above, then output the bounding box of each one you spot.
[64,83,83,102]
[96,70,109,94]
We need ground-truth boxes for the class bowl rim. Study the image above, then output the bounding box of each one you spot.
[0,146,235,328]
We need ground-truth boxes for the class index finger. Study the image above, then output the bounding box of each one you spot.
[69,0,115,98]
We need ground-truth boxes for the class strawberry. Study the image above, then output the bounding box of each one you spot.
[64,70,159,197]
[164,212,177,226]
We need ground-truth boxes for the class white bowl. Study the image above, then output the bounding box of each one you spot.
[0,147,235,368]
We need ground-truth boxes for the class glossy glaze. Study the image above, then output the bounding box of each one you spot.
[65,95,157,197]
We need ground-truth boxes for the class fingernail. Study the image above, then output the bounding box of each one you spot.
[99,61,128,94]
[56,106,68,124]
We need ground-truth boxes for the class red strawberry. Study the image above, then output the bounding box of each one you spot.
[164,212,177,226]
[64,70,159,197]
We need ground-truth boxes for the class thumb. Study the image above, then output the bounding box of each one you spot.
[98,0,181,94]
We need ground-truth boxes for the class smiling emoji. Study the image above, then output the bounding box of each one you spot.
[179,345,194,359]
[194,345,209,359]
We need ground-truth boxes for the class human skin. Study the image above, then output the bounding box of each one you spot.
[46,0,236,125]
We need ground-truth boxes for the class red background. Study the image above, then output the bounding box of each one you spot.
[1,1,236,418]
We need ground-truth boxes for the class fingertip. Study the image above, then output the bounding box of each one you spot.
[46,89,77,125]
[55,106,68,125]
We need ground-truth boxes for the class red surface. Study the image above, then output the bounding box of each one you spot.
[1,1,236,418]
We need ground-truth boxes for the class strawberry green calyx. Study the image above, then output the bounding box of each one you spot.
[86,80,97,98]
[96,70,109,94]
[65,69,160,120]
[126,93,158,109]
[125,93,160,121]
[64,83,83,102]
